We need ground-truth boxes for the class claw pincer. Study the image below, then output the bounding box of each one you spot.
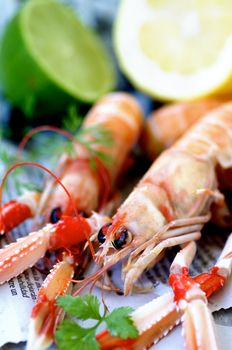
[0,201,32,234]
[0,191,40,234]
[27,253,75,350]
[0,215,90,284]
[97,235,232,350]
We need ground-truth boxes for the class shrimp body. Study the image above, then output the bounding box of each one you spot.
[0,93,143,231]
[37,92,143,219]
[141,99,223,160]
[96,103,232,294]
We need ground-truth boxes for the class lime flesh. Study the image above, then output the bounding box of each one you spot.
[0,0,115,116]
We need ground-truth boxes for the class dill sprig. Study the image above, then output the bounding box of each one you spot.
[75,125,114,169]
[30,104,114,169]
[62,104,83,132]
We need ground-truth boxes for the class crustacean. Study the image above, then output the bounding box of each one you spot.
[0,92,143,349]
[97,233,232,349]
[0,92,143,233]
[92,102,232,295]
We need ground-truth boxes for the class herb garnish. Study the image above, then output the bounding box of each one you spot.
[30,105,114,169]
[55,294,139,350]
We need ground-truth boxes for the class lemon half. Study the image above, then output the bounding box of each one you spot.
[114,0,232,101]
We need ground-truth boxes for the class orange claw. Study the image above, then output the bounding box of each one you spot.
[0,215,91,284]
[97,330,135,349]
[0,201,32,233]
[193,268,226,299]
[96,236,232,350]
[27,253,75,350]
[48,215,91,250]
[0,191,40,234]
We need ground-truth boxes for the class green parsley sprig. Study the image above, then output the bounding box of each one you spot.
[55,294,139,350]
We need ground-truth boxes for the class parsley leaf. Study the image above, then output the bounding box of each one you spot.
[105,307,139,339]
[56,320,99,350]
[57,295,101,320]
[55,295,139,350]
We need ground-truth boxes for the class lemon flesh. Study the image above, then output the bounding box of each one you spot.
[114,0,232,100]
[0,0,115,116]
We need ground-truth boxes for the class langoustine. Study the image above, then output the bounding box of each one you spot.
[0,92,143,349]
[94,102,232,295]
[0,91,144,282]
[97,233,232,350]
[0,92,143,232]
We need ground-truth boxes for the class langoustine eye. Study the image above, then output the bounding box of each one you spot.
[112,226,132,249]
[50,207,62,223]
[97,222,112,244]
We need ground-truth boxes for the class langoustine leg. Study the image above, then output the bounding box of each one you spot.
[97,233,232,350]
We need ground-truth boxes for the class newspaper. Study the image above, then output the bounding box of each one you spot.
[0,142,232,349]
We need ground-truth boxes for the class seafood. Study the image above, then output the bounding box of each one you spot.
[140,99,222,160]
[0,214,91,284]
[95,102,232,295]
[44,92,143,218]
[27,252,76,350]
[0,191,40,234]
[0,92,143,231]
[97,233,232,349]
[0,92,143,349]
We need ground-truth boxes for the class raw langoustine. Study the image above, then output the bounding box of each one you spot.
[95,102,232,295]
[0,92,143,233]
[0,92,143,349]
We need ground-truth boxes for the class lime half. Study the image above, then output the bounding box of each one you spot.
[0,0,115,116]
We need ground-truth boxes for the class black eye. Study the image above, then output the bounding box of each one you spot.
[79,210,88,218]
[97,223,111,244]
[50,207,62,223]
[112,229,128,249]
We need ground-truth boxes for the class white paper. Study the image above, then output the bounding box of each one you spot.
[0,268,44,347]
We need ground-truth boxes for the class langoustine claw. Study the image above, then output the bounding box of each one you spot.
[0,215,91,284]
[26,252,75,350]
[0,191,40,234]
[97,233,232,349]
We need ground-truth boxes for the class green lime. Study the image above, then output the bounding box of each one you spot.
[0,0,115,117]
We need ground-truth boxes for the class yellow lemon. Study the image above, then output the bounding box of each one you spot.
[114,0,232,101]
